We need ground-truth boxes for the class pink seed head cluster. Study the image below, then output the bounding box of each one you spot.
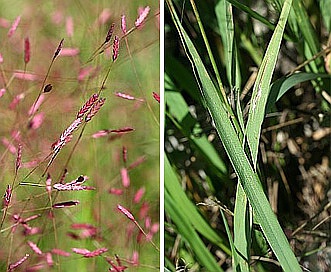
[3,184,12,207]
[135,6,150,29]
[85,97,106,122]
[53,175,94,191]
[8,254,29,271]
[7,16,21,38]
[121,15,127,34]
[72,247,108,258]
[24,37,30,64]
[53,38,64,59]
[112,35,119,62]
[105,23,115,43]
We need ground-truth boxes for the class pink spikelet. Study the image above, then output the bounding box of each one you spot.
[51,248,71,257]
[117,204,136,222]
[27,241,43,255]
[115,92,144,102]
[8,16,21,38]
[112,35,119,62]
[0,53,3,63]
[45,252,54,267]
[28,94,45,115]
[8,254,29,271]
[107,256,127,271]
[121,15,127,34]
[120,167,130,188]
[60,47,79,56]
[97,8,111,25]
[28,112,45,130]
[52,117,83,152]
[3,185,12,207]
[53,38,64,60]
[53,175,95,191]
[135,6,150,28]
[85,98,106,122]
[77,93,99,118]
[52,200,80,208]
[9,93,25,110]
[152,92,160,103]
[66,16,74,38]
[46,173,52,194]
[122,146,127,163]
[105,23,115,43]
[131,251,139,266]
[48,117,83,168]
[14,71,37,81]
[15,143,22,172]
[43,84,52,93]
[24,37,30,64]
[115,92,134,100]
[110,127,134,134]
[108,188,123,195]
[0,88,5,98]
[1,137,17,154]
[133,187,145,204]
[72,247,108,258]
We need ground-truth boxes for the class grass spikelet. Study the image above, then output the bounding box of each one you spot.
[24,37,30,64]
[53,38,64,60]
[105,23,115,43]
[135,6,150,28]
[77,93,99,118]
[85,98,106,122]
[112,35,119,62]
[52,200,80,208]
[121,15,127,34]
[27,241,43,255]
[8,254,29,271]
[7,16,21,38]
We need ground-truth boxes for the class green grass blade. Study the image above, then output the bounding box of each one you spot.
[320,0,331,31]
[166,0,301,270]
[245,0,292,167]
[165,156,230,254]
[215,0,241,89]
[165,190,224,271]
[267,72,331,113]
[233,183,251,272]
[165,88,228,176]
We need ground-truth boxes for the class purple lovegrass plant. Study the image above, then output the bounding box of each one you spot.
[0,3,159,271]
